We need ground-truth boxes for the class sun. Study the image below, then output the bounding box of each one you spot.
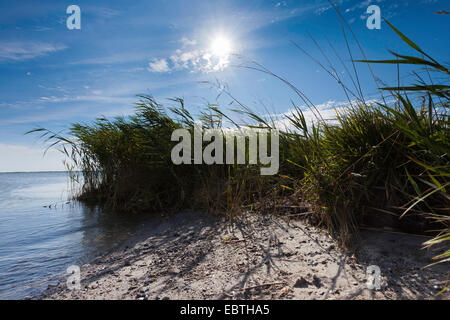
[210,35,233,57]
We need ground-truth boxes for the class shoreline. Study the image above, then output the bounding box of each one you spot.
[39,211,449,300]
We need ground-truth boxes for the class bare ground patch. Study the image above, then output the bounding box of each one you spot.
[40,211,449,300]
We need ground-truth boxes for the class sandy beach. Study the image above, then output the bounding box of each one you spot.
[39,211,449,300]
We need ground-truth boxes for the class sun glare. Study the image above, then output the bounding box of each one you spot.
[210,35,232,57]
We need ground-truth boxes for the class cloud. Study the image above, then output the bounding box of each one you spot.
[275,1,288,8]
[0,92,136,124]
[92,7,121,19]
[148,38,232,74]
[269,100,347,131]
[315,5,333,15]
[268,98,379,131]
[171,49,223,73]
[38,84,69,93]
[148,58,171,73]
[0,97,136,124]
[0,41,66,61]
[34,26,52,32]
[344,0,385,13]
[37,95,132,104]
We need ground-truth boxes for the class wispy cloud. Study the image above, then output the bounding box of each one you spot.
[345,0,384,13]
[90,6,121,19]
[269,100,348,131]
[180,37,197,47]
[275,1,288,8]
[0,96,136,125]
[37,94,133,104]
[34,26,52,32]
[69,52,152,66]
[0,41,66,61]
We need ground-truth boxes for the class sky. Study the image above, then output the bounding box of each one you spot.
[0,0,448,172]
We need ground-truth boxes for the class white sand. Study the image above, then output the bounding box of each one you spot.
[40,211,449,300]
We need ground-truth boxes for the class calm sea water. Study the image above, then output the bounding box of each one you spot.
[0,171,151,299]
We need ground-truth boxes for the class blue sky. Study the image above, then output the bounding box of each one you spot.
[0,0,448,171]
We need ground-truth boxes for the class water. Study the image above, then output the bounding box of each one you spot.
[0,171,151,299]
